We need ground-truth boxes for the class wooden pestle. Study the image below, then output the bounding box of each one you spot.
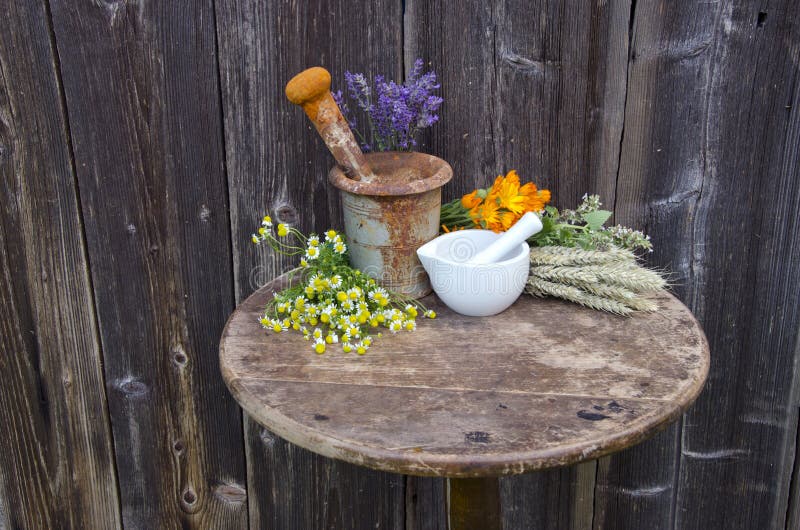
[285,67,376,182]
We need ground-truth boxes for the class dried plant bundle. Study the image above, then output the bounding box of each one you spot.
[526,277,634,316]
[529,245,636,266]
[527,245,666,315]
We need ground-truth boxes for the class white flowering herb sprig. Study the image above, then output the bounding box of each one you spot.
[529,194,653,252]
[251,215,436,355]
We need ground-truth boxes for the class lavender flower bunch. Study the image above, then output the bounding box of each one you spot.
[332,59,443,152]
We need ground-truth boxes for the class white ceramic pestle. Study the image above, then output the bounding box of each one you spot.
[469,212,543,264]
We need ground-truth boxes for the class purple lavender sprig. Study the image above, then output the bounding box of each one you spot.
[336,59,443,152]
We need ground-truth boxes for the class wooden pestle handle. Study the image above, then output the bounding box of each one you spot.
[285,67,375,182]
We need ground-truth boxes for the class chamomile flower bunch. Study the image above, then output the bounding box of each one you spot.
[252,215,436,355]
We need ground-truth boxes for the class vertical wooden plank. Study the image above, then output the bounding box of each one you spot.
[406,0,628,205]
[47,1,247,528]
[406,476,446,530]
[502,462,597,530]
[406,1,629,528]
[787,417,800,530]
[594,0,722,525]
[214,0,406,528]
[601,0,800,529]
[0,0,121,528]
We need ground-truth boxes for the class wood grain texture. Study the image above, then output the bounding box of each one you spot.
[405,0,629,207]
[221,275,709,477]
[0,0,121,528]
[405,1,632,519]
[47,1,247,528]
[406,475,446,530]
[603,0,800,529]
[214,0,407,528]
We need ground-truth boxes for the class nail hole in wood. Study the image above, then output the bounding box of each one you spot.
[173,439,185,454]
[757,11,767,27]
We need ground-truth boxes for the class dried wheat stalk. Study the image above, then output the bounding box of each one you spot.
[527,245,666,315]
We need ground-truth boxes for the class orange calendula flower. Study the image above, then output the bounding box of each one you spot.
[496,172,527,215]
[519,182,550,213]
[477,197,501,229]
[461,189,482,210]
[444,170,550,233]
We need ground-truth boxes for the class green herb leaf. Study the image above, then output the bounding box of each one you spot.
[582,210,612,230]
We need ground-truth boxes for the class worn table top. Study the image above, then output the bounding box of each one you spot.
[220,275,709,478]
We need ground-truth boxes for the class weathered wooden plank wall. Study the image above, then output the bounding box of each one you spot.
[0,0,799,529]
[46,1,247,528]
[0,1,120,528]
[214,1,406,528]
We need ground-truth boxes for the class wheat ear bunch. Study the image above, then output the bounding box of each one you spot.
[582,263,666,292]
[526,277,634,315]
[529,245,635,266]
[527,245,666,314]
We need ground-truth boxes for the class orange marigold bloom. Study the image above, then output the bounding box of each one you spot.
[461,189,482,210]
[497,210,518,231]
[477,197,501,229]
[496,173,527,215]
[519,182,551,213]
[458,170,551,231]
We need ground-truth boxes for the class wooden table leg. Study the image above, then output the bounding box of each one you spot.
[447,477,501,530]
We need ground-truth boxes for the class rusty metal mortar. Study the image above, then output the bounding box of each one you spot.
[329,151,452,299]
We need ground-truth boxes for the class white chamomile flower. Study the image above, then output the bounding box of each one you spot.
[334,241,347,254]
[305,245,320,260]
[307,235,320,247]
[404,320,416,331]
[355,341,369,355]
[325,331,339,344]
[319,306,331,323]
[324,229,338,242]
[342,342,353,353]
[261,215,273,228]
[341,299,354,312]
[270,319,288,333]
[329,275,342,289]
[312,338,326,354]
[312,327,323,340]
[389,321,402,333]
[347,287,362,300]
[424,309,437,319]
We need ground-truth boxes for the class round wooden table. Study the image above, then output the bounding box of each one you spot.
[220,275,709,530]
